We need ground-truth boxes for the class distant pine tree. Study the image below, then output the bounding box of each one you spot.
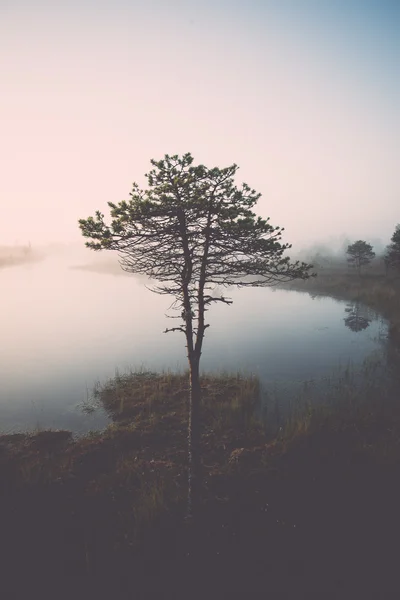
[384,225,400,273]
[346,240,375,274]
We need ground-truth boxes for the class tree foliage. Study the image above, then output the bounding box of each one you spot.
[384,224,400,273]
[346,240,375,273]
[79,152,314,517]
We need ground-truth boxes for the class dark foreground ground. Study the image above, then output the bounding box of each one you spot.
[1,371,400,599]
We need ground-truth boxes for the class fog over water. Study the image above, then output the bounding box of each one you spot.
[0,248,390,434]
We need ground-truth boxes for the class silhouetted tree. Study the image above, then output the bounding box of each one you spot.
[346,240,375,274]
[78,153,314,518]
[384,225,400,274]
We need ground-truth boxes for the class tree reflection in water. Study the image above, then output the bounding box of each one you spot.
[343,300,373,332]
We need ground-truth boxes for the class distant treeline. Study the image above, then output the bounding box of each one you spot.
[0,242,41,268]
[297,224,400,276]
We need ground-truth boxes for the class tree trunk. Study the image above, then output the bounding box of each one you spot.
[187,352,201,520]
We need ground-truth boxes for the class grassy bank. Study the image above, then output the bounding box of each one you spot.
[1,367,400,597]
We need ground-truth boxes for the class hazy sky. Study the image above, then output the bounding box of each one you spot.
[1,0,399,251]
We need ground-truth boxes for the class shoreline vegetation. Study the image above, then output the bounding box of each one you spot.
[0,244,44,269]
[2,364,400,594]
[1,263,400,595]
[279,257,400,329]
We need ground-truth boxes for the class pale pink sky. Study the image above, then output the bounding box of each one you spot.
[1,1,399,251]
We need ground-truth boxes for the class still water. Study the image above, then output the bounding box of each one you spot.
[0,247,390,434]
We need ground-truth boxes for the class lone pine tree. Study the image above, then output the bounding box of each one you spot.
[79,153,314,517]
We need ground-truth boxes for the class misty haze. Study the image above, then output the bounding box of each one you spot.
[1,0,400,596]
[0,243,392,433]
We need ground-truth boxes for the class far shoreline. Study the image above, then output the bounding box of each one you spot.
[279,264,400,331]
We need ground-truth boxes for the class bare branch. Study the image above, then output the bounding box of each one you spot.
[204,295,233,306]
[164,326,186,334]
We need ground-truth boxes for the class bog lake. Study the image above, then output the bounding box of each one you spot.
[1,246,397,434]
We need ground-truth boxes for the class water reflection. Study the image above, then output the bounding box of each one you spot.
[343,301,374,333]
[0,252,395,433]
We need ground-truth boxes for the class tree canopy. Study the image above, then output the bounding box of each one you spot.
[80,154,313,315]
[346,240,375,274]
